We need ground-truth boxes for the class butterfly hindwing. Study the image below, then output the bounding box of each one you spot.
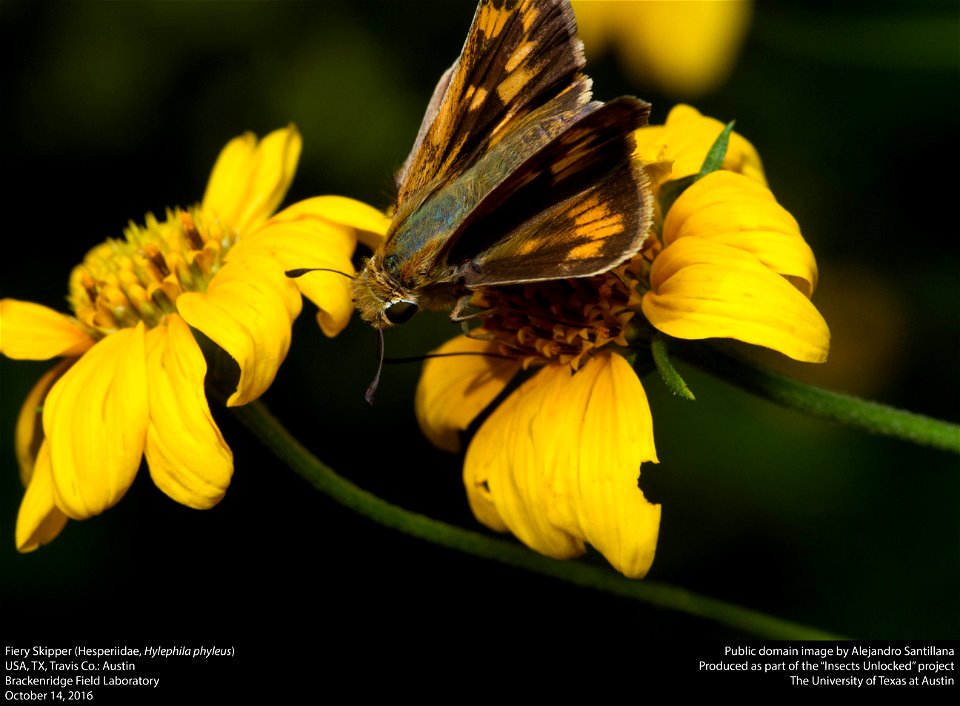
[444,97,653,285]
[395,0,589,209]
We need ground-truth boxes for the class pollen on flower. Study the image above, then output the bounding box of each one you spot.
[472,257,649,371]
[68,208,229,337]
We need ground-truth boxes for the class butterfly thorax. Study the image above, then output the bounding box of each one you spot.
[354,183,480,327]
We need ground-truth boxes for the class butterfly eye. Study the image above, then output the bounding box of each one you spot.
[384,300,419,325]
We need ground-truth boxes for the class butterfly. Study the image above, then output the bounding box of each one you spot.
[352,0,653,329]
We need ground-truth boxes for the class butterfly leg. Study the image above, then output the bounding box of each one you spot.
[450,294,493,322]
[450,294,495,339]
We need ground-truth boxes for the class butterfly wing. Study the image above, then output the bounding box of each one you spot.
[385,75,597,283]
[440,96,653,285]
[394,0,590,210]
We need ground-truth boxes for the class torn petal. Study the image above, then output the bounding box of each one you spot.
[537,354,660,578]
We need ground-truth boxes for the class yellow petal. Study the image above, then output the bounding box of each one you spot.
[664,170,818,296]
[44,324,149,519]
[632,125,667,169]
[270,195,390,251]
[634,104,766,185]
[237,220,354,337]
[201,125,302,233]
[202,132,256,222]
[144,315,233,509]
[0,299,94,360]
[177,258,302,406]
[231,197,385,337]
[415,334,521,453]
[15,359,72,487]
[464,355,660,576]
[536,354,660,578]
[464,367,585,557]
[16,441,69,553]
[643,238,831,363]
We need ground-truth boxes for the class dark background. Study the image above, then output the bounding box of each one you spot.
[1,0,957,680]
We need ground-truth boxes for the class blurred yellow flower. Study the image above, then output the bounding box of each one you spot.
[415,105,828,578]
[1,127,389,552]
[572,0,753,98]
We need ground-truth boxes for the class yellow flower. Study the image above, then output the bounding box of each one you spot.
[1,126,390,552]
[572,0,753,98]
[633,104,766,185]
[415,106,829,578]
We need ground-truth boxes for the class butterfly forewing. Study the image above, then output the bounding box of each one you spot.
[395,0,588,209]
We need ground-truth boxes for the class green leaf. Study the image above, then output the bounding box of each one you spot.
[658,121,737,218]
[697,120,735,179]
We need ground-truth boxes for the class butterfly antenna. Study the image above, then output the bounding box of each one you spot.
[364,327,386,405]
[285,267,354,280]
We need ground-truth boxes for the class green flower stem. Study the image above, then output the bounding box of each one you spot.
[233,399,841,639]
[676,342,960,454]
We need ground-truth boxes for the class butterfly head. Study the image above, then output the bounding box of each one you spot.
[353,253,420,328]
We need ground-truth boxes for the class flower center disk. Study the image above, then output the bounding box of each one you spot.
[69,209,230,336]
[473,260,646,370]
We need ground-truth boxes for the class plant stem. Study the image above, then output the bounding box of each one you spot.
[233,399,842,639]
[675,342,960,454]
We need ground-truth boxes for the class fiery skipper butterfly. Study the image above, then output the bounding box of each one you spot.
[353,0,653,328]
